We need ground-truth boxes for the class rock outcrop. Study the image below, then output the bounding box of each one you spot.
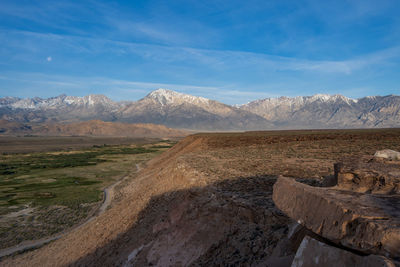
[273,152,400,266]
[335,156,400,194]
[292,236,396,267]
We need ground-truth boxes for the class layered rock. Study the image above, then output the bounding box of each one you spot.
[273,176,400,259]
[273,154,400,266]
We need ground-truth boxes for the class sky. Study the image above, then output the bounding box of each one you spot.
[0,0,399,104]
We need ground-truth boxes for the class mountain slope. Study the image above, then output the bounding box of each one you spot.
[0,94,121,123]
[0,119,32,134]
[239,94,400,128]
[118,89,272,131]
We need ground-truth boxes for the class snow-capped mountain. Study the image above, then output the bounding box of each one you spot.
[118,89,271,130]
[1,89,400,130]
[2,94,119,110]
[146,88,210,106]
[0,89,271,131]
[0,94,121,123]
[239,94,400,128]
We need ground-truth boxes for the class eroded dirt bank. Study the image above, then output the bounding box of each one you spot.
[2,129,400,266]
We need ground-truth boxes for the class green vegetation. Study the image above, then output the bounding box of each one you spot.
[0,175,102,208]
[0,142,174,210]
[150,145,175,149]
[0,146,156,177]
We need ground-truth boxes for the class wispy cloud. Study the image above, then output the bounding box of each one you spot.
[0,0,219,48]
[0,1,101,36]
[4,29,398,76]
[107,19,197,47]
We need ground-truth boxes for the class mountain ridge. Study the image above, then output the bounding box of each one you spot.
[1,89,400,130]
[240,94,400,128]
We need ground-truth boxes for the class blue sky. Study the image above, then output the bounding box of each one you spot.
[0,0,399,104]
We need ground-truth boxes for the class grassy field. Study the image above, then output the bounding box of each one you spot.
[0,138,176,249]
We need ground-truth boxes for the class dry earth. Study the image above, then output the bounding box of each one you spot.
[0,119,188,138]
[1,129,400,266]
[0,136,177,154]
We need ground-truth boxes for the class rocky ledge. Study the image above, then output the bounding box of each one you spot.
[273,150,400,267]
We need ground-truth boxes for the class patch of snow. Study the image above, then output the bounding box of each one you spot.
[88,95,94,106]
[10,99,38,109]
[309,94,332,102]
[64,97,77,105]
[147,88,210,106]
[241,93,359,108]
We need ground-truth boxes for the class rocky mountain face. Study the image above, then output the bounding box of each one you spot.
[1,89,400,130]
[118,89,271,130]
[239,94,400,128]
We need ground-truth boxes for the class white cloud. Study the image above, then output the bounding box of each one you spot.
[46,56,52,62]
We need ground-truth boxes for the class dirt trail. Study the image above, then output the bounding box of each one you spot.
[99,163,141,214]
[0,163,142,259]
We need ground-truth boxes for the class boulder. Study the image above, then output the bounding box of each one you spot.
[375,150,400,161]
[265,222,310,267]
[334,157,400,194]
[291,236,397,267]
[273,176,400,260]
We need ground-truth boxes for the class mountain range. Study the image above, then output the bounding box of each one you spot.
[1,89,400,131]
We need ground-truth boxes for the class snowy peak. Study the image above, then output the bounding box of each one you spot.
[307,94,356,104]
[145,88,210,106]
[243,94,357,108]
[239,93,400,128]
[2,94,117,110]
[64,94,116,107]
